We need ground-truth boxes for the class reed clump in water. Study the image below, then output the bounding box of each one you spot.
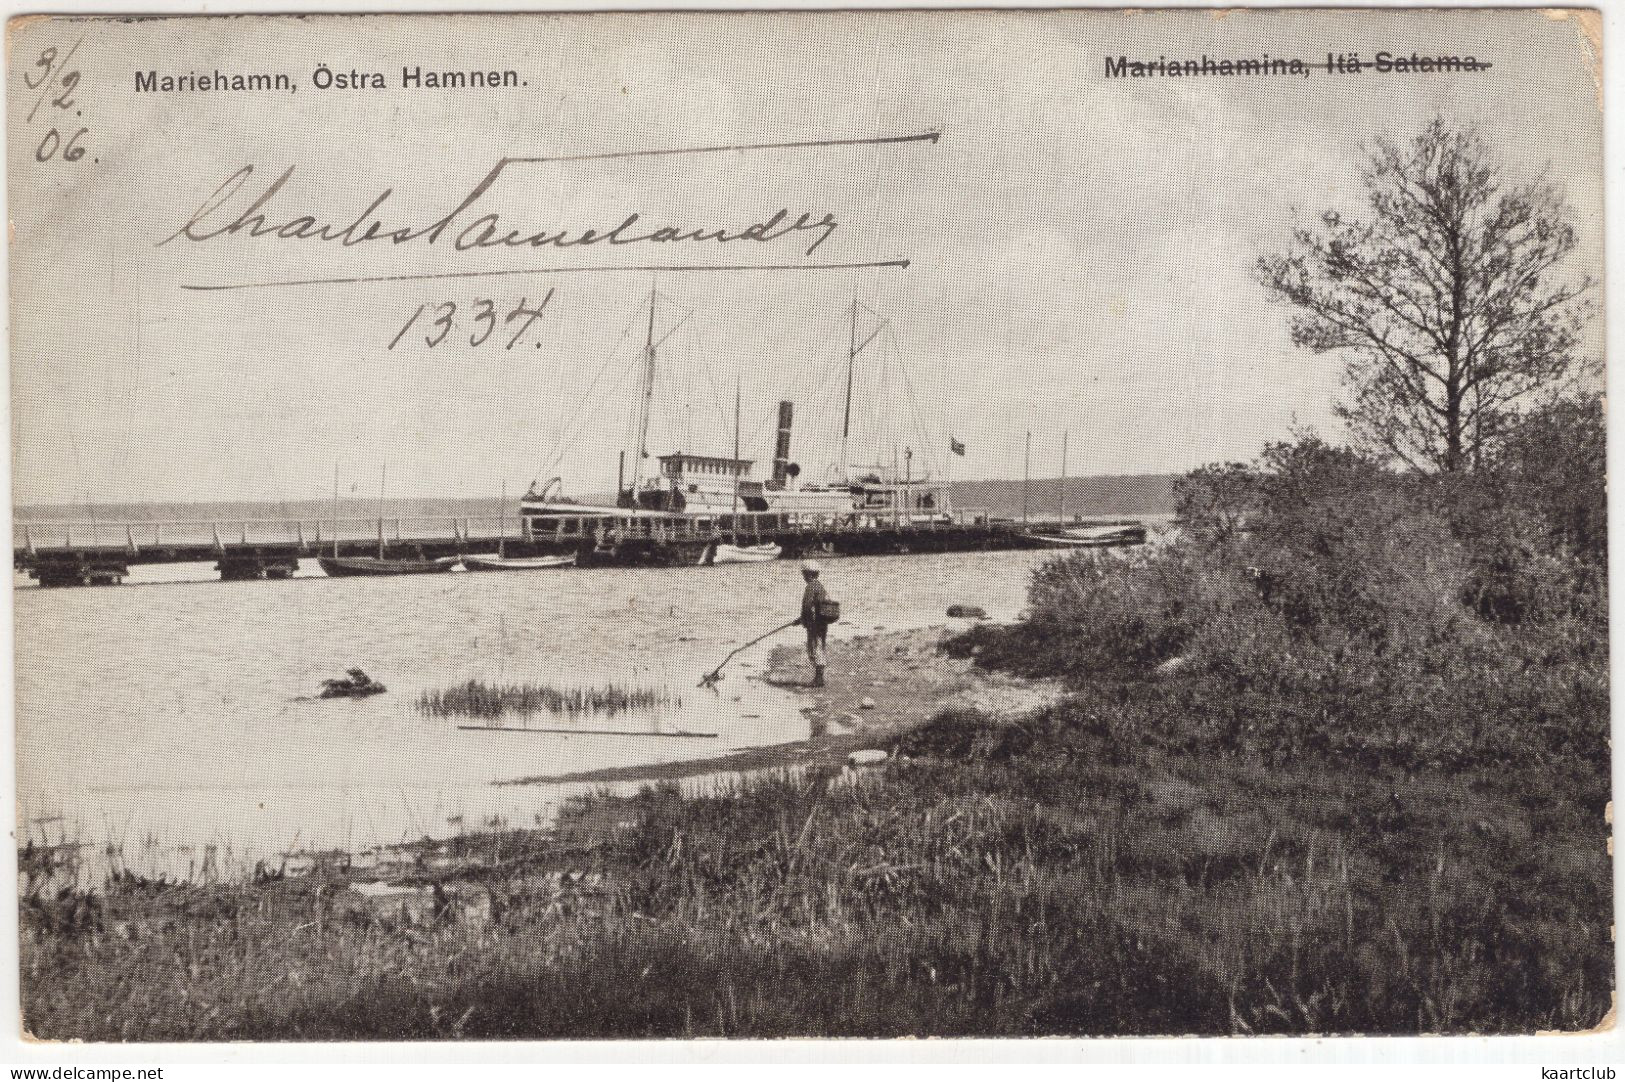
[416,680,677,721]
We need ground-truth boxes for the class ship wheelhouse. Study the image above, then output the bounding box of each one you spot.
[636,452,770,512]
[659,453,753,481]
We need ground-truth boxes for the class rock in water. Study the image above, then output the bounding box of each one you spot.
[860,696,876,709]
[1155,655,1190,677]
[946,604,988,619]
[847,749,888,767]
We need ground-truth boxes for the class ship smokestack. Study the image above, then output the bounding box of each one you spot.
[771,400,794,488]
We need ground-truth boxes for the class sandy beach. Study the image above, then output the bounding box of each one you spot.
[501,623,1065,786]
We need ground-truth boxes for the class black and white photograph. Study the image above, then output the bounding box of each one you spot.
[4,4,1615,1056]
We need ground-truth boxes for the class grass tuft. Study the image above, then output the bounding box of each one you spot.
[416,680,677,721]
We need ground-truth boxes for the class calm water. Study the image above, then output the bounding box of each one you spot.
[15,551,1054,879]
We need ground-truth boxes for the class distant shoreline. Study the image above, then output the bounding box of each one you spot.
[11,472,1179,523]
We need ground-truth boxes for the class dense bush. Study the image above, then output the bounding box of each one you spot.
[1492,394,1607,563]
[957,415,1609,779]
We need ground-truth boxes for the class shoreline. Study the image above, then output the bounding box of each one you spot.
[18,623,1062,894]
[18,550,1065,885]
[500,623,1064,786]
[19,622,1069,960]
[20,545,1610,1037]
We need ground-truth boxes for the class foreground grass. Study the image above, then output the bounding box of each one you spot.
[20,675,1610,1039]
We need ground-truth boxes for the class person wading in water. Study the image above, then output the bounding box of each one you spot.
[797,559,836,687]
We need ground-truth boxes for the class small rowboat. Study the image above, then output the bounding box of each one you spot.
[702,542,783,565]
[461,553,577,572]
[318,555,461,577]
[1023,525,1147,549]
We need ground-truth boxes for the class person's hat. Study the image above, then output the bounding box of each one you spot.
[800,560,822,574]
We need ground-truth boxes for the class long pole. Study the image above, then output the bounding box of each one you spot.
[892,445,901,528]
[331,461,340,558]
[1022,431,1031,527]
[840,300,857,483]
[731,377,741,532]
[904,447,912,526]
[631,284,658,496]
[700,618,800,686]
[1059,431,1069,524]
[377,463,387,559]
[498,478,507,557]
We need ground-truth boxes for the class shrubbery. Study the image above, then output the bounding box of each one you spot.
[953,397,1609,779]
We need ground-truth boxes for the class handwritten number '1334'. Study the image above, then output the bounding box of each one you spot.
[389,291,555,351]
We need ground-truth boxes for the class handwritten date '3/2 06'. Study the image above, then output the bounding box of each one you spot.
[389,290,555,350]
[25,40,91,166]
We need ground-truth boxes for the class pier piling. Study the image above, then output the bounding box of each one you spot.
[14,509,1146,586]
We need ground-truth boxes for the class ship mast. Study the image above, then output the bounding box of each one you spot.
[629,284,658,497]
[331,461,340,559]
[840,300,886,485]
[730,378,742,525]
[840,300,857,484]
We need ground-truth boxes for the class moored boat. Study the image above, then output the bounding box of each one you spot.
[1022,524,1148,548]
[318,555,461,577]
[702,541,782,565]
[462,552,577,572]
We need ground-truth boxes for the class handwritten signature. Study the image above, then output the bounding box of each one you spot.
[159,133,939,289]
[159,159,840,258]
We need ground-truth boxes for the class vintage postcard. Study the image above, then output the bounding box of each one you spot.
[7,7,1610,1043]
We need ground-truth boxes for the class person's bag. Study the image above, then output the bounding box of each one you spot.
[816,597,842,624]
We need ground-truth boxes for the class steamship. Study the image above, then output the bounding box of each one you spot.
[518,293,951,537]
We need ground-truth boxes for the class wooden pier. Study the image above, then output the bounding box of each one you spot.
[12,510,1146,586]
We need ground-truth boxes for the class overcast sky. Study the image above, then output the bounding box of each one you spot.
[7,9,1603,507]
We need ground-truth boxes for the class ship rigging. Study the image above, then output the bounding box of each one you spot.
[520,290,952,535]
